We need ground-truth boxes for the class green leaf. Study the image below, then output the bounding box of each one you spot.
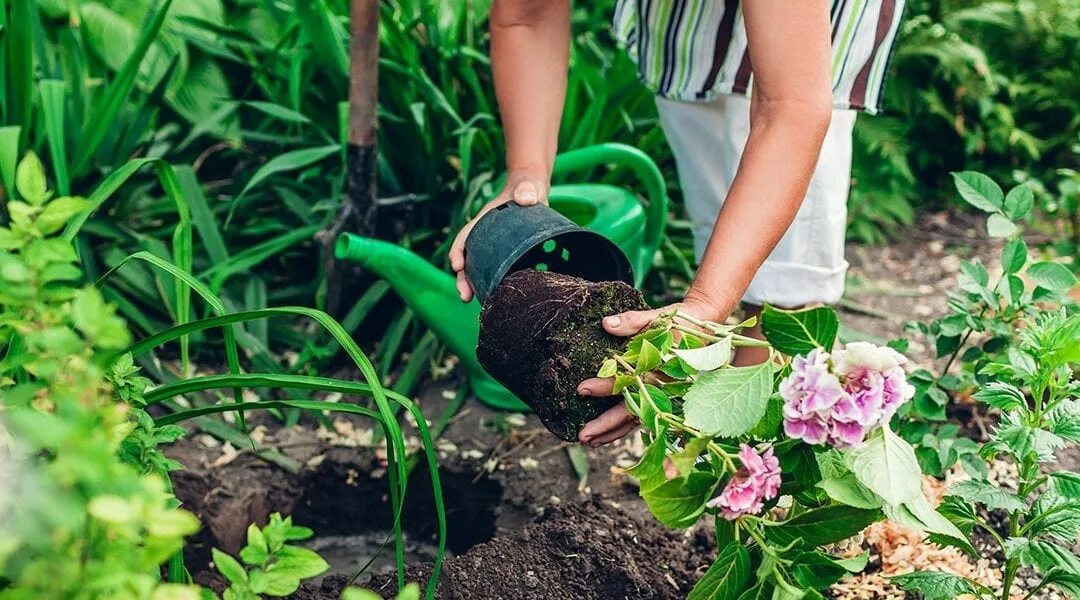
[240,525,269,565]
[761,305,839,355]
[87,495,135,524]
[0,127,21,198]
[15,151,49,205]
[266,545,330,580]
[764,506,880,547]
[641,471,717,529]
[395,582,422,600]
[748,394,784,439]
[1043,568,1080,598]
[668,438,711,480]
[37,196,92,234]
[233,144,340,204]
[1050,473,1080,499]
[792,552,865,589]
[1015,539,1080,575]
[626,434,667,491]
[891,571,980,600]
[39,80,70,196]
[818,475,883,509]
[673,336,733,371]
[637,339,662,373]
[952,171,1003,213]
[973,382,1025,411]
[683,361,774,437]
[146,508,199,538]
[1000,239,1028,274]
[687,543,751,600]
[597,358,617,378]
[897,496,976,554]
[986,213,1016,238]
[1027,496,1080,543]
[212,548,249,585]
[1004,185,1034,220]
[1027,262,1077,292]
[845,426,922,506]
[261,571,302,596]
[735,581,774,600]
[947,480,1025,513]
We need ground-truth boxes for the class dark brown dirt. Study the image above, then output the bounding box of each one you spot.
[477,269,649,441]
[366,499,713,600]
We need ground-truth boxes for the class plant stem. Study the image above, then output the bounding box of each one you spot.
[1000,510,1021,600]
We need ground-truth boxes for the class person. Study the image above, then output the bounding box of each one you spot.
[449,0,905,448]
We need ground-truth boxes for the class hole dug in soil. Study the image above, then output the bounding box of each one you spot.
[170,444,505,598]
[171,438,713,599]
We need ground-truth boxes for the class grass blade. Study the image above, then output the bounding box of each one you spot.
[177,165,230,264]
[39,80,69,195]
[157,398,380,425]
[229,144,340,217]
[0,125,19,205]
[4,0,33,150]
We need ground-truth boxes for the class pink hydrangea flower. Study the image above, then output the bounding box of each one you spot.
[834,342,915,421]
[780,342,914,449]
[708,445,781,520]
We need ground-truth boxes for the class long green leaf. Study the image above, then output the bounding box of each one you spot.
[64,159,152,240]
[39,80,69,195]
[154,163,194,376]
[4,0,33,149]
[156,398,381,425]
[0,125,19,202]
[230,144,339,208]
[73,0,175,175]
[177,165,230,264]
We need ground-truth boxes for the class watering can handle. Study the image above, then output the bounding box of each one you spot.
[551,143,668,272]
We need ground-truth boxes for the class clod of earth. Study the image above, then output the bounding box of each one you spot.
[476,269,648,441]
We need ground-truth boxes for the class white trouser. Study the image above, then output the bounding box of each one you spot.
[656,94,856,308]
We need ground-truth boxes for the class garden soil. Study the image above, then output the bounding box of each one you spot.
[477,269,648,441]
[366,499,713,600]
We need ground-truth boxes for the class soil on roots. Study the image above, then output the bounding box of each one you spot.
[367,498,714,600]
[477,269,648,441]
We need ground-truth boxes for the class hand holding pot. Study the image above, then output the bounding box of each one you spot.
[576,299,721,447]
[450,170,550,302]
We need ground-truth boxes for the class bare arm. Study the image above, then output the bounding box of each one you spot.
[491,0,570,181]
[449,0,570,301]
[684,0,834,320]
[578,1,834,445]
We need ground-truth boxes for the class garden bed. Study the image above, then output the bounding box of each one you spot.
[164,212,1071,599]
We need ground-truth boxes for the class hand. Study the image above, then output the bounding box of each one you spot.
[449,169,550,302]
[576,299,722,447]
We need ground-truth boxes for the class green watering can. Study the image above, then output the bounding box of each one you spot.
[335,143,668,411]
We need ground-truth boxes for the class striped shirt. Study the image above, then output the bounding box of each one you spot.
[612,0,905,114]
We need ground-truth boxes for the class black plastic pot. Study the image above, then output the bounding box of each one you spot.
[464,202,634,303]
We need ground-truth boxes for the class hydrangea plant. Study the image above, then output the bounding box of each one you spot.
[601,305,965,598]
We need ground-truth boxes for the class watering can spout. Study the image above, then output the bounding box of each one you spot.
[334,233,478,361]
[334,232,525,410]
